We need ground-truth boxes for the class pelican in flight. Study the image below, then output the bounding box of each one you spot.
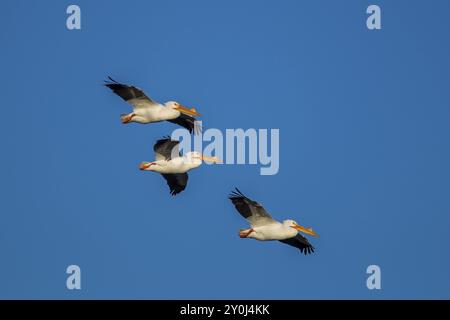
[104,77,201,134]
[140,137,221,195]
[229,188,318,255]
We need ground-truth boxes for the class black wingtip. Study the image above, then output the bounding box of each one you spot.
[235,187,245,196]
[300,245,315,255]
[104,76,121,87]
[106,76,118,83]
[169,186,184,196]
[229,187,246,200]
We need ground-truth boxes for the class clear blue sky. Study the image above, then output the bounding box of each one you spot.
[1,0,450,299]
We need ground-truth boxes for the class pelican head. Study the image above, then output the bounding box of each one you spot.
[283,219,318,237]
[165,101,202,117]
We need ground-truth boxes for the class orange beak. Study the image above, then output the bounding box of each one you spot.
[140,162,153,170]
[292,223,319,237]
[174,104,202,117]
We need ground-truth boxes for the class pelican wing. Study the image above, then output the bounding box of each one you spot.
[153,137,181,161]
[161,173,188,196]
[104,76,158,109]
[228,188,274,227]
[167,114,201,134]
[279,234,315,255]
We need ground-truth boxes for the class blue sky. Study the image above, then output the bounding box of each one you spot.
[1,0,450,299]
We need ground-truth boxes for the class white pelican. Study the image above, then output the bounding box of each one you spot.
[229,188,318,254]
[140,137,221,195]
[104,77,201,134]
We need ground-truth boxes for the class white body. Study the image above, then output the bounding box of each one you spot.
[147,155,202,174]
[130,102,181,123]
[248,221,298,241]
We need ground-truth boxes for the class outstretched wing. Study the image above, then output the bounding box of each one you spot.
[228,188,274,227]
[161,173,188,196]
[104,76,158,109]
[279,234,315,255]
[167,114,201,134]
[153,137,181,161]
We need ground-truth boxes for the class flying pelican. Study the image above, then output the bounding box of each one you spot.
[140,137,221,195]
[104,77,201,134]
[229,188,318,255]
